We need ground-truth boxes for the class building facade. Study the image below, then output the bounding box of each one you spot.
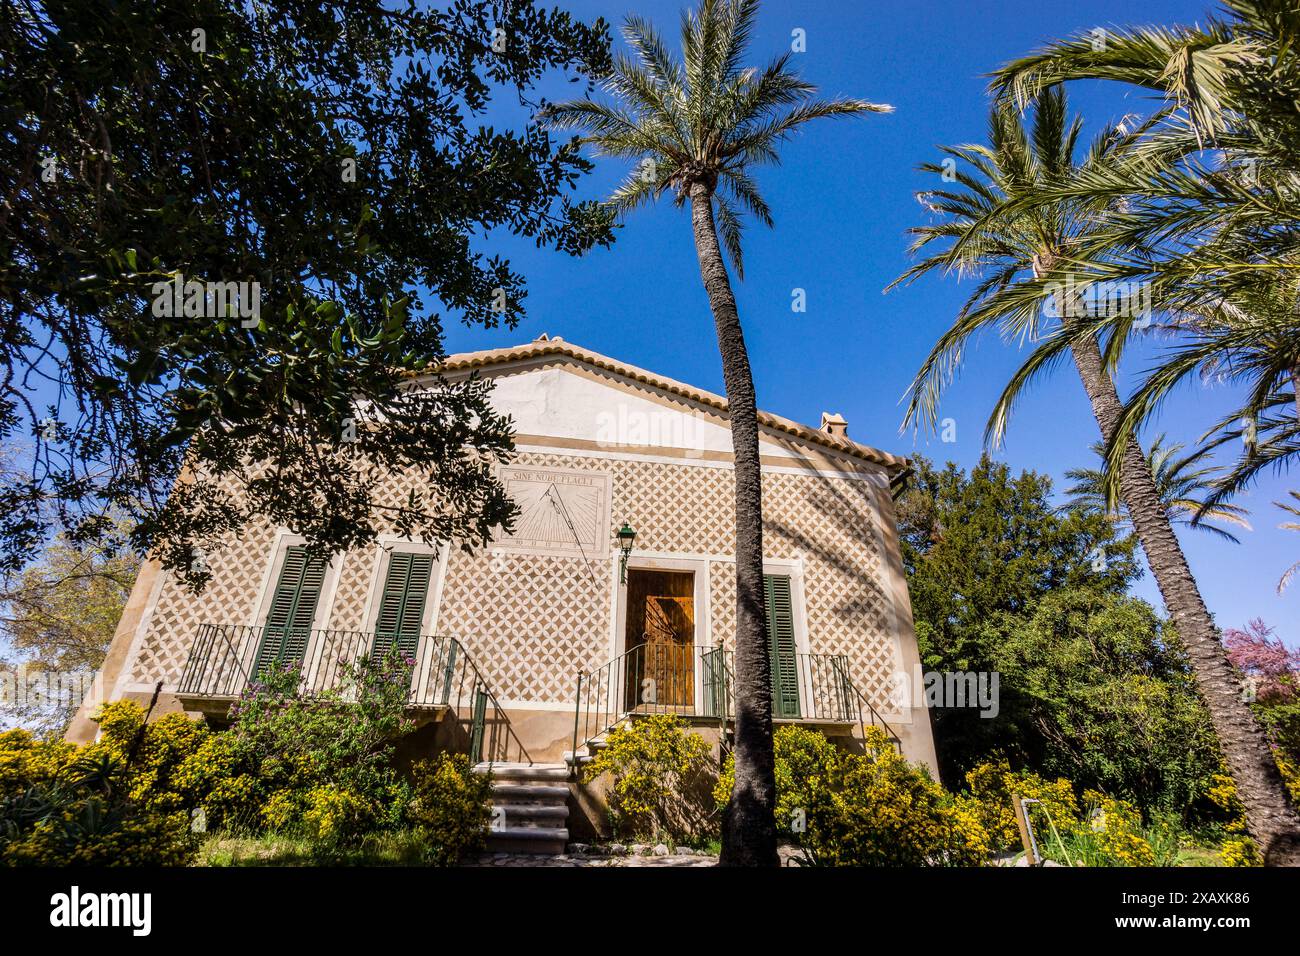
[69,337,937,775]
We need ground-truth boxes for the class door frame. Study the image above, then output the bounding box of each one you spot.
[248,532,345,686]
[357,537,451,698]
[613,555,710,713]
[761,557,813,715]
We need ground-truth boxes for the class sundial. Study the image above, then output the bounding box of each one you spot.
[495,466,611,558]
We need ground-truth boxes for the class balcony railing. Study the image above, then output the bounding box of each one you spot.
[177,623,532,765]
[571,643,901,763]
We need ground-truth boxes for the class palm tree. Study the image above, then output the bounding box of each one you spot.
[1093,279,1300,516]
[542,0,887,865]
[1277,491,1300,593]
[1065,434,1252,543]
[990,0,1300,313]
[891,89,1300,864]
[989,0,1300,526]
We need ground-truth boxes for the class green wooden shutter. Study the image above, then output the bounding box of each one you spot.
[372,552,434,663]
[764,574,801,719]
[253,546,327,676]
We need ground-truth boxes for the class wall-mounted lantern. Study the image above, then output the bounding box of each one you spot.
[615,522,637,584]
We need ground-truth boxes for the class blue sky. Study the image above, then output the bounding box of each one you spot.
[439,0,1300,646]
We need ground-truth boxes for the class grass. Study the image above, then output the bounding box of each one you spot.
[1174,844,1228,867]
[691,837,722,856]
[1035,822,1229,867]
[200,830,436,866]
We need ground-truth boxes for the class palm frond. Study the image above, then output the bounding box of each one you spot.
[545,0,886,277]
[712,192,746,277]
[1066,434,1251,541]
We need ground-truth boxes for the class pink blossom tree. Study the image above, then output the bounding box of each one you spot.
[1225,620,1300,705]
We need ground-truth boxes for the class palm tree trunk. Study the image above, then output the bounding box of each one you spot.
[1291,365,1300,421]
[1071,335,1300,865]
[689,180,778,867]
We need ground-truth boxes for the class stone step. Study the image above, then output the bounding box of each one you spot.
[563,735,610,766]
[475,762,569,781]
[491,803,569,824]
[489,782,570,803]
[476,762,572,853]
[485,828,569,855]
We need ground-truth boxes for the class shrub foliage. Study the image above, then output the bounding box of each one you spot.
[717,726,990,866]
[583,714,713,843]
[406,753,493,865]
[0,650,493,864]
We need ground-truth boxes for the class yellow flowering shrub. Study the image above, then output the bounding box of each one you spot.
[716,726,989,866]
[1274,751,1300,805]
[714,725,843,837]
[1219,837,1262,867]
[960,758,1158,867]
[1206,771,1247,833]
[0,726,196,866]
[0,729,76,799]
[261,789,302,832]
[711,753,734,812]
[172,733,253,824]
[94,699,149,747]
[962,759,1080,853]
[303,784,372,844]
[1075,790,1155,866]
[584,714,713,842]
[771,725,841,835]
[813,727,989,866]
[405,753,493,864]
[1205,771,1275,865]
[96,703,211,813]
[1,673,430,862]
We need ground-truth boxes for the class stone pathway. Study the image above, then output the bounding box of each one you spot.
[467,843,718,867]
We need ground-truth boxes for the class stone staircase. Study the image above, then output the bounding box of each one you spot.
[475,762,570,855]
[561,731,610,770]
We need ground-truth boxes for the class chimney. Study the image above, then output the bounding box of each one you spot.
[819,412,848,440]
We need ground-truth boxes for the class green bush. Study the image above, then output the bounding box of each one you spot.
[987,590,1223,817]
[0,729,197,866]
[1,648,425,864]
[584,714,713,843]
[716,726,990,866]
[0,648,509,863]
[959,759,1080,854]
[171,652,416,841]
[405,753,492,864]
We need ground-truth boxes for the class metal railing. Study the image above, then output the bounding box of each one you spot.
[829,656,903,755]
[177,623,532,765]
[569,643,896,761]
[789,652,856,722]
[570,642,716,763]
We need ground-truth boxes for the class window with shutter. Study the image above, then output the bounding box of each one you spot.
[253,546,328,676]
[372,551,434,664]
[764,574,801,719]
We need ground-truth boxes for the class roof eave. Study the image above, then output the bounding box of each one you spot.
[406,340,911,474]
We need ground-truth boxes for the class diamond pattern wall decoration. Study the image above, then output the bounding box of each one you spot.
[123,448,904,712]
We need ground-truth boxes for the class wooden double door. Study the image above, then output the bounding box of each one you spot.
[620,568,803,719]
[624,569,696,710]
